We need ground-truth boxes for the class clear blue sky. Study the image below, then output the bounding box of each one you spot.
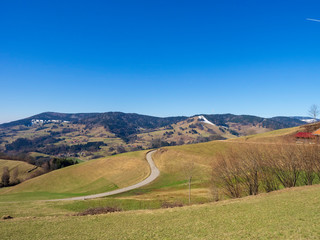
[1,0,320,123]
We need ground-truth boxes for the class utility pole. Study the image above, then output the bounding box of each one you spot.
[188,176,192,205]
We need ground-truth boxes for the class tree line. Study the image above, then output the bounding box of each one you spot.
[5,136,106,156]
[211,142,320,199]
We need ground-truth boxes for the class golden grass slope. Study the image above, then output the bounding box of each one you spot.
[233,126,300,143]
[119,141,231,203]
[0,151,150,200]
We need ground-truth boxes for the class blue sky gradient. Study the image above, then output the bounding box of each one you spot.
[1,0,320,123]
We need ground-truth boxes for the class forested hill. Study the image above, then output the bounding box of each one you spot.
[1,112,305,135]
[202,114,304,129]
[0,112,188,140]
[0,112,307,160]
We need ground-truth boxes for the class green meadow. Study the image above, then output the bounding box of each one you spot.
[1,185,320,239]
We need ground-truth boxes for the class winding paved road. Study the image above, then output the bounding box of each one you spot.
[47,150,160,201]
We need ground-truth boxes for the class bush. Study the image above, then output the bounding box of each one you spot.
[116,146,126,153]
[50,158,77,170]
[161,201,183,208]
[76,207,122,216]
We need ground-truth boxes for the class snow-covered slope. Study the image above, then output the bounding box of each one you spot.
[292,116,318,124]
[301,119,317,123]
[198,115,215,126]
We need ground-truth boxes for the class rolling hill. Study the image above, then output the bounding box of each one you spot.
[1,124,320,239]
[0,121,310,203]
[116,122,318,203]
[0,151,149,201]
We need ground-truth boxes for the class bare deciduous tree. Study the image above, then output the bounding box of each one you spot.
[212,152,242,198]
[308,104,319,121]
[298,144,316,185]
[1,167,10,187]
[238,145,261,195]
[211,142,320,199]
[271,145,300,188]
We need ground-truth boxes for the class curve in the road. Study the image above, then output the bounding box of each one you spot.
[47,150,160,201]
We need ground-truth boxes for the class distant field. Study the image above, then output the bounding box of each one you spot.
[0,123,127,160]
[136,116,236,146]
[0,159,39,182]
[233,126,299,142]
[0,151,150,201]
[1,184,320,239]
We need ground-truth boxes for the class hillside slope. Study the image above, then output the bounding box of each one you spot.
[0,151,149,201]
[0,112,188,140]
[0,123,309,202]
[119,124,311,203]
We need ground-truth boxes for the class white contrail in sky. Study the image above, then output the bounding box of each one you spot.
[307,18,320,22]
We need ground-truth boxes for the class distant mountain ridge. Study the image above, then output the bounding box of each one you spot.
[202,114,304,129]
[1,111,305,132]
[0,112,188,141]
[0,111,307,160]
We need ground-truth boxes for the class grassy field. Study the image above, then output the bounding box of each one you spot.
[232,126,299,142]
[1,184,320,239]
[0,151,150,201]
[0,197,165,219]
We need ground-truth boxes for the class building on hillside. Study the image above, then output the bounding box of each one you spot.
[312,128,320,136]
[295,132,315,139]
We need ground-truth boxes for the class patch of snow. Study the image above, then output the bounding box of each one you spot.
[198,116,215,126]
[301,119,318,123]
